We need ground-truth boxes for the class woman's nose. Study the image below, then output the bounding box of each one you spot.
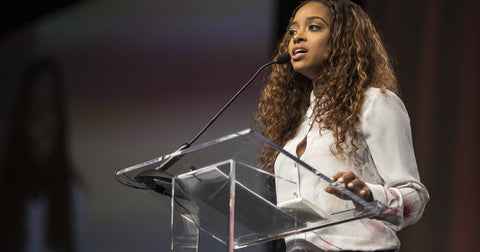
[293,32,305,43]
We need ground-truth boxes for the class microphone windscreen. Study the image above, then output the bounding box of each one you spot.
[274,53,291,64]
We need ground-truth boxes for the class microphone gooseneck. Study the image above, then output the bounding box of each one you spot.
[186,53,291,148]
[131,53,291,193]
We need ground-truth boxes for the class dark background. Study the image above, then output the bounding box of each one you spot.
[1,0,479,251]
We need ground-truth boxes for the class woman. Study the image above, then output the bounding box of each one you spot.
[256,0,429,251]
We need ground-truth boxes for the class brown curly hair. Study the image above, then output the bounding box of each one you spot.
[255,0,399,172]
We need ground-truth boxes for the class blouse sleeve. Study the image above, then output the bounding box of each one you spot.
[360,89,429,231]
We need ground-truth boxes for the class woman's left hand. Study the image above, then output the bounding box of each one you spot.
[324,171,373,202]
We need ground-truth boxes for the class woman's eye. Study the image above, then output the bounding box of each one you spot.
[288,29,297,36]
[309,25,320,31]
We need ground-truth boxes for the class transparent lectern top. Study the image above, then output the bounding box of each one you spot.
[116,129,282,198]
[115,129,389,248]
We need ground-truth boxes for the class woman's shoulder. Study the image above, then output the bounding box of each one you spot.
[364,86,401,101]
[360,87,409,126]
[363,87,406,111]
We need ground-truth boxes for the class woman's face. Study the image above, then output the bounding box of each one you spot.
[288,2,332,81]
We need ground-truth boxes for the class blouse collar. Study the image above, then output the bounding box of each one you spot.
[306,91,317,119]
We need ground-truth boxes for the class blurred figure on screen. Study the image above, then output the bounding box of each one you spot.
[0,59,85,252]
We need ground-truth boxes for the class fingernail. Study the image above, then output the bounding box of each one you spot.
[348,183,353,188]
[338,178,343,182]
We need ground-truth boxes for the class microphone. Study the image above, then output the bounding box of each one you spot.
[274,53,291,64]
[133,53,291,193]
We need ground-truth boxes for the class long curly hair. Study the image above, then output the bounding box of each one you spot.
[255,0,399,172]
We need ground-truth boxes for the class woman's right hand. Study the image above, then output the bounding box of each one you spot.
[324,171,373,202]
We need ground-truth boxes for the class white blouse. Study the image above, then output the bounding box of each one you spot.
[274,87,429,251]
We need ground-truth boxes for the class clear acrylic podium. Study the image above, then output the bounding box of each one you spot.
[115,129,388,251]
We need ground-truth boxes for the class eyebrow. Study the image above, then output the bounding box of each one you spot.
[290,16,330,27]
